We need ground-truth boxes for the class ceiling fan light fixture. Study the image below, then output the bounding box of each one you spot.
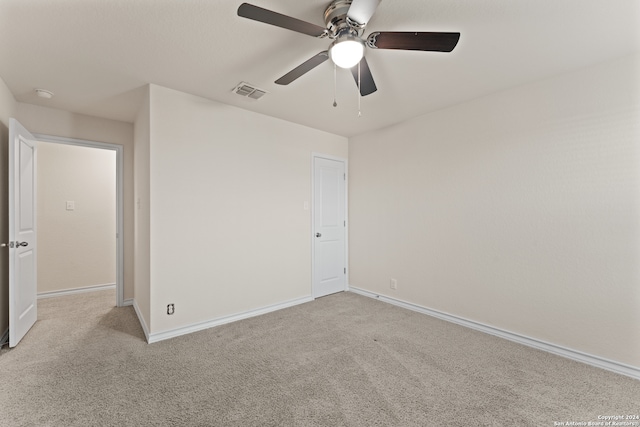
[329,37,364,69]
[236,2,460,96]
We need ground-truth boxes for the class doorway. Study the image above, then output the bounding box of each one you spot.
[34,134,124,307]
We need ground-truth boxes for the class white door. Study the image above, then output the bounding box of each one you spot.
[8,118,38,347]
[313,156,346,298]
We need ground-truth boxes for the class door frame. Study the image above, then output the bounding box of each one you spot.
[33,133,125,307]
[311,152,349,298]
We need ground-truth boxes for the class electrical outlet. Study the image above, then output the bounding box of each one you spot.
[390,278,397,290]
[167,304,175,315]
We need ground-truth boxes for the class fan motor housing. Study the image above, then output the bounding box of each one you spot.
[324,0,355,36]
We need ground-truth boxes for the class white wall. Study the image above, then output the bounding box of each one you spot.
[133,86,151,332]
[0,76,17,336]
[349,54,640,368]
[15,103,135,300]
[0,77,16,127]
[146,84,348,335]
[37,143,116,293]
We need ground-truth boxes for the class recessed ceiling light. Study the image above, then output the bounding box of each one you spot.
[35,89,54,99]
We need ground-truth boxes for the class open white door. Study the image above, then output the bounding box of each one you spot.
[312,155,346,298]
[7,118,38,347]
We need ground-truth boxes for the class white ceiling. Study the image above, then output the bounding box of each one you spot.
[0,0,638,137]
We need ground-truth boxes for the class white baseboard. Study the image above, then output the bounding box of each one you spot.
[148,296,314,344]
[349,286,640,381]
[37,283,116,299]
[122,298,134,307]
[132,299,151,343]
[0,328,8,348]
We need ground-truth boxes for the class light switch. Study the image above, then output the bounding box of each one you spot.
[66,201,75,211]
[303,201,309,211]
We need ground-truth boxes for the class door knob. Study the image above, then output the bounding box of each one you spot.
[315,233,322,238]
[1,242,15,248]
[17,242,28,247]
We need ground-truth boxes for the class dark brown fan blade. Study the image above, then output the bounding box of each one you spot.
[238,3,326,38]
[350,57,377,96]
[347,0,382,26]
[275,51,330,85]
[368,32,460,52]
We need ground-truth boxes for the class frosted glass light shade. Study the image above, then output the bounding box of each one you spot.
[329,39,364,69]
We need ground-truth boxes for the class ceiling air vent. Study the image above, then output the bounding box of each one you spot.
[233,82,267,100]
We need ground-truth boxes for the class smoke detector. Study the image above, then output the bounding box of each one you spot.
[233,82,267,100]
[35,88,54,99]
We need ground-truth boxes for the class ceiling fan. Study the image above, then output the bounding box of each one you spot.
[237,0,460,96]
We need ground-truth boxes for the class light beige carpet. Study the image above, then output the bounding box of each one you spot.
[0,289,638,427]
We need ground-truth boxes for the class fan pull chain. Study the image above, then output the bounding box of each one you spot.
[358,61,362,117]
[333,63,337,107]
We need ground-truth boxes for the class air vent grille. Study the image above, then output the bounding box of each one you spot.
[233,82,267,100]
[248,89,266,100]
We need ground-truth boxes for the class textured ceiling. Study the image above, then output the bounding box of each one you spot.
[0,0,638,137]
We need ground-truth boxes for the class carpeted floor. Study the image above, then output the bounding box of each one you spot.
[0,289,638,427]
